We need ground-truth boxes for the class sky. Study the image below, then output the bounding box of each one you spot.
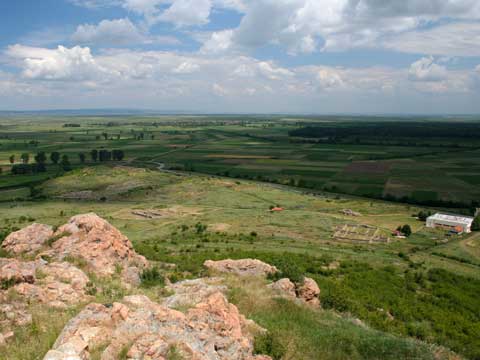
[1,0,480,114]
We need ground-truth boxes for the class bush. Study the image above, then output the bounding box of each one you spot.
[140,267,165,288]
[472,216,480,231]
[269,260,304,284]
[254,332,286,360]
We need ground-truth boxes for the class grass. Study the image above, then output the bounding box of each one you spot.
[0,305,81,360]
[227,276,448,360]
[0,163,479,359]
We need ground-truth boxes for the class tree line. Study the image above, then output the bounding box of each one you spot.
[9,149,125,175]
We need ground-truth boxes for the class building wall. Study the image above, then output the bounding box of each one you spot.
[426,219,471,233]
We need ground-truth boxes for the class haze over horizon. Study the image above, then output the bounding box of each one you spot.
[1,0,480,114]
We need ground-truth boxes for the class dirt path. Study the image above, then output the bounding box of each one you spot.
[459,232,480,259]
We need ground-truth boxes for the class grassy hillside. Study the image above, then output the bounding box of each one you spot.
[1,165,479,358]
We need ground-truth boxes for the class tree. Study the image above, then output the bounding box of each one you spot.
[34,152,47,164]
[112,150,125,161]
[79,153,86,164]
[401,225,412,237]
[21,153,29,164]
[91,149,98,162]
[98,150,112,162]
[60,154,71,171]
[472,216,480,232]
[102,132,108,140]
[34,152,47,172]
[9,155,15,164]
[418,211,432,222]
[50,152,60,164]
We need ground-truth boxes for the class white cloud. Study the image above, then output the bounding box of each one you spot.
[200,30,234,54]
[316,68,345,90]
[173,61,200,73]
[199,0,480,56]
[212,83,228,96]
[385,22,480,57]
[3,44,479,112]
[160,0,212,27]
[69,0,122,8]
[213,0,245,12]
[6,45,106,81]
[72,18,145,45]
[409,57,448,81]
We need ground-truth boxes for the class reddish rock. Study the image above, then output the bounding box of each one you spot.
[0,258,38,285]
[0,258,91,336]
[44,292,271,360]
[162,277,227,309]
[52,213,149,279]
[269,278,296,298]
[204,259,278,277]
[14,262,90,309]
[297,277,320,307]
[2,223,53,256]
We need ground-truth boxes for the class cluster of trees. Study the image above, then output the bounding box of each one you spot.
[9,149,126,175]
[417,211,433,221]
[289,122,480,140]
[90,149,124,162]
[10,151,72,174]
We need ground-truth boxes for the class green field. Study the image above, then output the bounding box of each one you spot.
[1,115,480,208]
[1,115,480,359]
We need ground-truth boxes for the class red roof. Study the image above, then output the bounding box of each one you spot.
[271,207,284,212]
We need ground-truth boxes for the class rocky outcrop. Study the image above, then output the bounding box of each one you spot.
[0,258,38,285]
[2,223,53,256]
[204,259,278,277]
[268,278,296,298]
[269,277,321,307]
[297,277,320,307]
[2,213,149,287]
[162,277,227,309]
[0,258,91,333]
[50,213,149,283]
[44,292,271,360]
[14,261,91,309]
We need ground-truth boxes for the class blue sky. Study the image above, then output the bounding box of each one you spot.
[1,0,480,113]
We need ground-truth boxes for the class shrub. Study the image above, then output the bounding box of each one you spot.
[402,225,412,237]
[269,260,304,284]
[254,332,286,360]
[472,215,480,231]
[140,267,165,288]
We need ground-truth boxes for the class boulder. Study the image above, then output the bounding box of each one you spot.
[44,292,271,360]
[268,278,296,298]
[0,302,32,329]
[162,277,227,309]
[0,258,91,336]
[2,223,53,256]
[204,259,278,277]
[0,331,14,346]
[297,277,320,307]
[0,258,38,285]
[51,213,149,277]
[14,262,91,308]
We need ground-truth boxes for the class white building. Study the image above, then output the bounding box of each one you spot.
[426,213,474,233]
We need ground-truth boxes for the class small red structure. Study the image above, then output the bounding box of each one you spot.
[270,207,284,212]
